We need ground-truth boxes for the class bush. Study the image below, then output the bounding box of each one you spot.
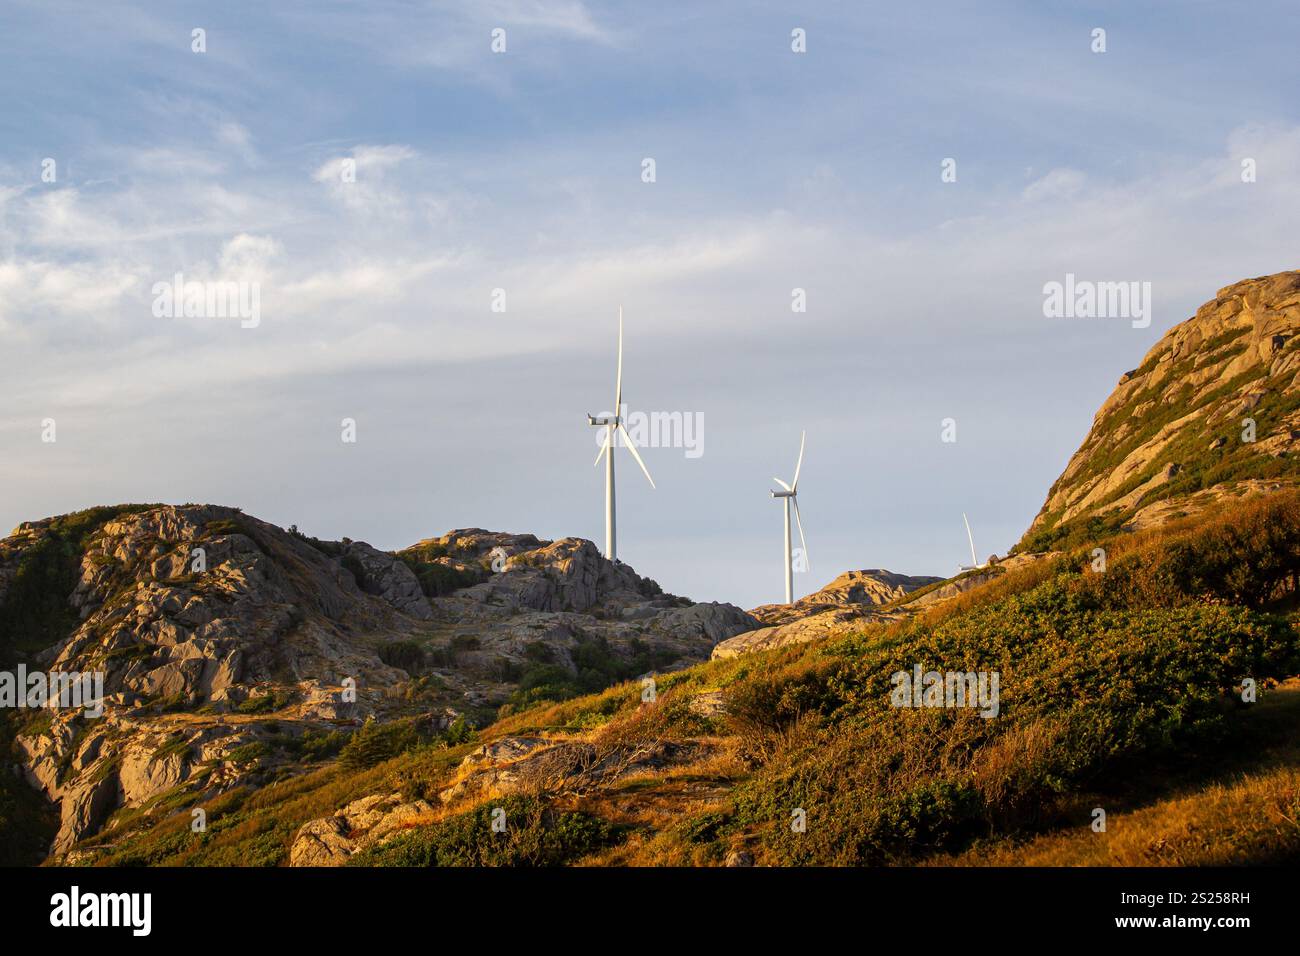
[348,795,618,866]
[397,551,486,598]
[378,640,425,673]
[450,634,481,652]
[501,633,682,711]
[338,718,426,771]
[235,689,296,714]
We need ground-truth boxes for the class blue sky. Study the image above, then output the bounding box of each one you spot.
[3,1,1300,609]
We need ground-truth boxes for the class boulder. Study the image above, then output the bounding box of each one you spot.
[289,792,434,866]
[342,541,432,619]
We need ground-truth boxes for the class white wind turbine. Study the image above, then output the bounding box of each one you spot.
[770,431,808,605]
[588,308,655,561]
[958,512,987,572]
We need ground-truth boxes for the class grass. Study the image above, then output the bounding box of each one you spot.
[79,739,480,866]
[464,490,1300,867]
[928,682,1300,866]
[21,489,1300,868]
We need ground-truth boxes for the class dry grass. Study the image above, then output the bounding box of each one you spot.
[927,683,1300,866]
[932,767,1300,867]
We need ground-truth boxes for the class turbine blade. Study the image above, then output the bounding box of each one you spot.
[617,422,655,488]
[773,477,791,492]
[614,307,624,414]
[792,430,806,490]
[595,429,611,466]
[963,512,977,567]
[793,497,808,568]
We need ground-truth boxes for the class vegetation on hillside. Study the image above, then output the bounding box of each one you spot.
[397,542,488,597]
[0,505,157,663]
[68,491,1299,867]
[1018,331,1300,553]
[348,795,619,866]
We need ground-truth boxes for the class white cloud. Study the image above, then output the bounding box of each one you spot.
[278,256,452,315]
[0,258,140,332]
[217,121,259,167]
[1022,168,1087,202]
[218,234,282,278]
[484,0,611,42]
[312,144,415,185]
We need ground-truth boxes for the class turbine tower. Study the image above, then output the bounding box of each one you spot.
[588,308,655,561]
[770,431,808,604]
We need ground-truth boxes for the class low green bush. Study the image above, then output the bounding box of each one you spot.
[348,795,618,866]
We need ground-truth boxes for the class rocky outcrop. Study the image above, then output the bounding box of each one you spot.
[3,505,445,856]
[712,568,941,659]
[408,530,759,689]
[1024,270,1300,543]
[55,769,119,856]
[342,541,432,620]
[1,507,758,861]
[749,569,942,627]
[415,531,664,614]
[289,792,435,866]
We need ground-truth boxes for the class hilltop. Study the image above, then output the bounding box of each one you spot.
[1020,270,1300,552]
[712,569,942,659]
[0,505,756,861]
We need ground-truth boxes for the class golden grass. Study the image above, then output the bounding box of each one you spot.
[927,684,1300,867]
[932,767,1300,867]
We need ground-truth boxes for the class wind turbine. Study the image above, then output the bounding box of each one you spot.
[770,431,808,604]
[588,308,655,561]
[958,512,986,572]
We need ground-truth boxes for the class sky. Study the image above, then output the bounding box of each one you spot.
[2,1,1299,609]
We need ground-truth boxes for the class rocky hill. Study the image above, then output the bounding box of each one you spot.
[711,568,941,659]
[1020,269,1300,551]
[0,505,757,861]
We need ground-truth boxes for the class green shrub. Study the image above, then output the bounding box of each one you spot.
[450,634,481,652]
[235,689,295,714]
[348,795,618,866]
[397,551,486,598]
[727,572,1298,865]
[338,717,427,771]
[0,505,155,663]
[378,640,425,673]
